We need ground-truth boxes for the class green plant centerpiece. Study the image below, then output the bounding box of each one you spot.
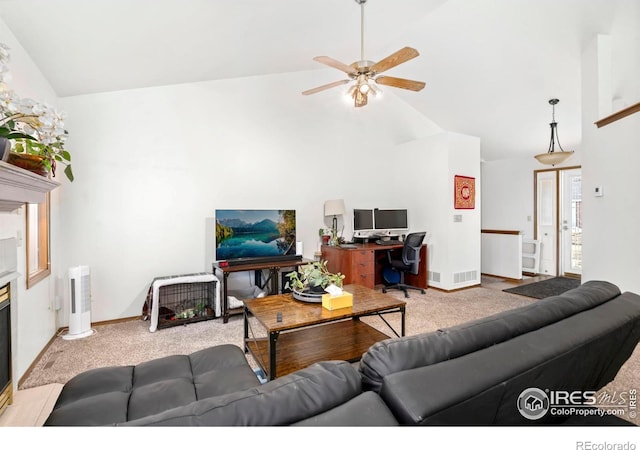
[285,260,345,303]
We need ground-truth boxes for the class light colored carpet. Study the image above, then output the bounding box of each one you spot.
[20,285,640,425]
[22,286,534,388]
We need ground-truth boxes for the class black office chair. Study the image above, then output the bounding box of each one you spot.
[382,232,426,298]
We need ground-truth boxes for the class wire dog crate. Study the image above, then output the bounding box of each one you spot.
[144,274,218,330]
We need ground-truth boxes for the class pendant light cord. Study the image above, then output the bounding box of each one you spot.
[360,1,365,61]
[548,100,565,153]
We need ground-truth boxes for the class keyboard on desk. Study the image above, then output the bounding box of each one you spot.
[375,239,402,246]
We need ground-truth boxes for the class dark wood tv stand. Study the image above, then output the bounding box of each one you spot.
[321,243,427,290]
[213,258,312,323]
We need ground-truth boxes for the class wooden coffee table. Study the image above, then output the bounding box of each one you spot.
[243,284,406,381]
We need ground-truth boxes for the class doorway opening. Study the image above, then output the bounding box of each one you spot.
[534,166,582,278]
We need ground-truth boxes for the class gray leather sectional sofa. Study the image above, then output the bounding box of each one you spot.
[44,280,640,426]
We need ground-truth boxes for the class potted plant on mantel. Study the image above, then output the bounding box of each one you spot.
[0,43,73,182]
[285,260,345,303]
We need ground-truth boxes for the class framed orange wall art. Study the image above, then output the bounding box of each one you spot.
[454,175,475,209]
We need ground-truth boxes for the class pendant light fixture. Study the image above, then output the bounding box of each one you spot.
[534,99,574,166]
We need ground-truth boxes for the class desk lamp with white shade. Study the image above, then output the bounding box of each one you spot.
[324,199,346,246]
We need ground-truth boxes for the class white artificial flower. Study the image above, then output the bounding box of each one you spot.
[0,90,20,115]
[18,97,36,114]
[0,43,9,64]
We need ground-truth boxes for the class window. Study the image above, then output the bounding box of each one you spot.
[26,193,50,288]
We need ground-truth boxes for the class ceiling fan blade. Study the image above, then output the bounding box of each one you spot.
[375,76,426,92]
[371,47,420,74]
[302,79,350,96]
[313,56,358,75]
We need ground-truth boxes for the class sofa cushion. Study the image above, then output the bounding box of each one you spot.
[359,280,621,392]
[378,291,640,425]
[45,344,261,426]
[119,360,364,426]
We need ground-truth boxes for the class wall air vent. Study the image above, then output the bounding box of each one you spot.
[454,270,478,284]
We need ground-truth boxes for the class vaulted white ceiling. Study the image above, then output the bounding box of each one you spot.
[0,0,619,161]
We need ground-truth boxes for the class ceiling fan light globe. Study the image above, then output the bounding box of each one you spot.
[358,83,370,94]
[369,81,381,96]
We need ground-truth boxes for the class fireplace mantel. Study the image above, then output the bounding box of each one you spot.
[0,161,60,212]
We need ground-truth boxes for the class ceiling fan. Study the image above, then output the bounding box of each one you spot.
[302,0,426,107]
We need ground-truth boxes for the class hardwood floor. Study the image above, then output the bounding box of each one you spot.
[0,383,62,427]
[480,273,555,291]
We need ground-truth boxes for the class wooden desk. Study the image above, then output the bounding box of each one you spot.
[321,243,427,290]
[213,258,312,323]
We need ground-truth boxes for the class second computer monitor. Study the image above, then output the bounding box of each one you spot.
[353,209,375,232]
[374,209,408,231]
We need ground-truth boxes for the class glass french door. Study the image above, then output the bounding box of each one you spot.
[536,171,557,276]
[560,168,582,276]
[535,167,582,277]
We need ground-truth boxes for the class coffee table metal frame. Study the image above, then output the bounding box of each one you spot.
[243,284,406,381]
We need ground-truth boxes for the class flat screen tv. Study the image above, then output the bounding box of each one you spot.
[374,209,409,230]
[215,209,296,261]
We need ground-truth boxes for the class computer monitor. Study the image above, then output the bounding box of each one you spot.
[353,209,374,232]
[374,209,408,231]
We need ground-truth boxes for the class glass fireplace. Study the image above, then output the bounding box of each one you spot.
[0,282,11,415]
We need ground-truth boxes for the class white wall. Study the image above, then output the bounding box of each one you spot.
[446,133,482,290]
[580,0,640,293]
[394,132,481,290]
[482,157,538,240]
[0,19,61,385]
[53,70,447,326]
[481,232,522,279]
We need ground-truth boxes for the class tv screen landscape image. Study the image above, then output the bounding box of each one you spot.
[215,209,296,261]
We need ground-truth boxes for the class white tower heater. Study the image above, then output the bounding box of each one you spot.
[63,265,95,340]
